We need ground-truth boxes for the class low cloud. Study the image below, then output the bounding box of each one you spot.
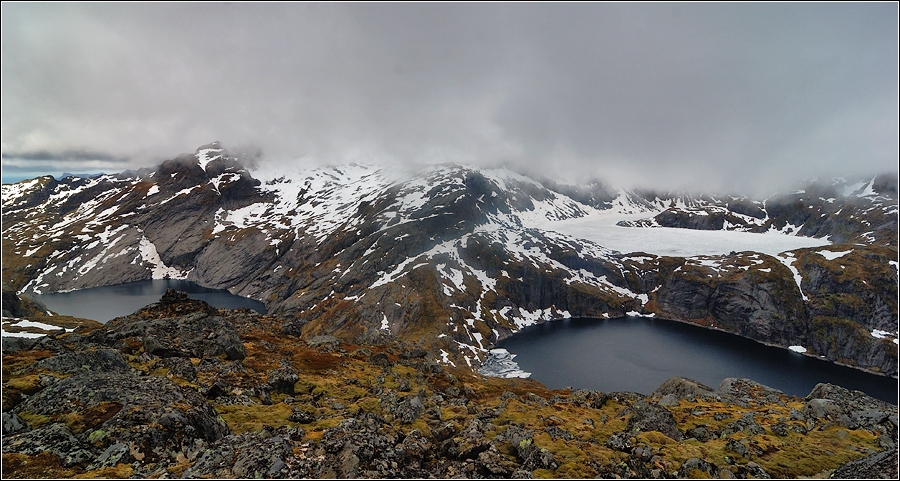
[2,3,896,195]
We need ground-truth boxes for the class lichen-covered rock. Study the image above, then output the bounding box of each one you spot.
[721,411,767,436]
[398,428,432,461]
[718,378,787,405]
[606,432,634,452]
[804,383,898,434]
[266,361,299,394]
[158,356,199,382]
[30,348,130,375]
[686,425,719,442]
[677,457,720,478]
[621,400,684,441]
[288,408,316,424]
[13,371,229,465]
[184,426,303,478]
[2,423,95,467]
[85,442,133,471]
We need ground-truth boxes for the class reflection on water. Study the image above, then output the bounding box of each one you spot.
[497,317,898,404]
[34,279,267,323]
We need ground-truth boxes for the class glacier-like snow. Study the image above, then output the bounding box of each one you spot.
[532,210,830,257]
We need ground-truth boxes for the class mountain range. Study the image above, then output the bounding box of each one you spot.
[2,142,897,376]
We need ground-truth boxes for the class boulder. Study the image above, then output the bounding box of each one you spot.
[2,411,31,436]
[621,400,684,441]
[652,377,717,402]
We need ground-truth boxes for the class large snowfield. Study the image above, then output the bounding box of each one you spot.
[532,211,831,257]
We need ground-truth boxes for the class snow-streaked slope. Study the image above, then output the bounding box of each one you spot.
[3,147,896,375]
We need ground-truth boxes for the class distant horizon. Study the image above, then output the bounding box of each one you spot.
[3,156,896,202]
[2,171,106,185]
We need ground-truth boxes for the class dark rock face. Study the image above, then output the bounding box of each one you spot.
[649,247,898,376]
[655,208,727,230]
[1,290,50,318]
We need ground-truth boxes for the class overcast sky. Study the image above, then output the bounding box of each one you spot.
[2,2,897,194]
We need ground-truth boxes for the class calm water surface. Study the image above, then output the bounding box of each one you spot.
[498,317,898,404]
[34,280,267,323]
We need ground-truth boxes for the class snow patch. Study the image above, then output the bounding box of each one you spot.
[817,249,852,261]
[439,349,457,368]
[776,252,807,301]
[138,235,190,279]
[2,317,75,338]
[478,348,531,378]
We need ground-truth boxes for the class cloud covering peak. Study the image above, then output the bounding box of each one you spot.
[2,3,897,194]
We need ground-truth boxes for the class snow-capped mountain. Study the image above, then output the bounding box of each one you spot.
[2,142,897,375]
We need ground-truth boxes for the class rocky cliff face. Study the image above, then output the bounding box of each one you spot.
[2,142,897,376]
[2,294,897,478]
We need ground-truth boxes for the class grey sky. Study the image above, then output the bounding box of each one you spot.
[2,2,897,194]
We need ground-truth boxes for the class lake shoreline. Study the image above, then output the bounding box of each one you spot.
[489,312,899,381]
[494,316,898,404]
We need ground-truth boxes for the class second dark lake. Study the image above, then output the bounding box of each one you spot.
[497,317,898,404]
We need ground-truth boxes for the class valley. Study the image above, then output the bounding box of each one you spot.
[2,142,897,376]
[2,142,898,478]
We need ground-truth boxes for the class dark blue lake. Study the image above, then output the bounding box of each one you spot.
[33,279,267,323]
[497,317,898,404]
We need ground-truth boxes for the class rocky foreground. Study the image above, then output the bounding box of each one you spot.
[2,290,898,479]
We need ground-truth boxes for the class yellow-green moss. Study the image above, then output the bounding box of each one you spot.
[214,402,294,434]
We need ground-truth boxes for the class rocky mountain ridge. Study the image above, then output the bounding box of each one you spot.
[1,142,897,376]
[2,292,897,478]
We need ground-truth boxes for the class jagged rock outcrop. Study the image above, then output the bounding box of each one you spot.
[105,289,246,360]
[803,383,899,441]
